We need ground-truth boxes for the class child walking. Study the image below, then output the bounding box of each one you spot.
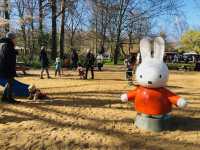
[124,59,133,85]
[124,55,136,86]
[55,57,62,77]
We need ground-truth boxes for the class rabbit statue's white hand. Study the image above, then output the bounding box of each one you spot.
[177,98,187,108]
[121,94,128,102]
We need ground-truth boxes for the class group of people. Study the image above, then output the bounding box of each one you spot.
[0,31,105,104]
[39,45,104,80]
[40,47,63,79]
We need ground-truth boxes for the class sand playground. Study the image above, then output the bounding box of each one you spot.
[0,65,200,150]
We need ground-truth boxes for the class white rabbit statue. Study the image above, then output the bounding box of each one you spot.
[121,37,187,131]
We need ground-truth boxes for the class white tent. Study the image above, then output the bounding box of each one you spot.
[183,52,198,55]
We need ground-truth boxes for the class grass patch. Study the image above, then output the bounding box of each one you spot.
[104,59,124,65]
[167,63,195,70]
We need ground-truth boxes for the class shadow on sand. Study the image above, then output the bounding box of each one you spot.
[1,104,200,149]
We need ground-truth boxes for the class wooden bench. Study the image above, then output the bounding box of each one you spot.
[16,62,30,75]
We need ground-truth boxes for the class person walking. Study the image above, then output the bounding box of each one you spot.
[195,58,200,71]
[71,49,79,69]
[85,49,95,79]
[0,32,20,104]
[96,53,104,71]
[39,46,50,79]
[55,57,62,77]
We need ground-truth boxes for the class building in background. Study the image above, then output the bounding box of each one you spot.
[0,0,10,33]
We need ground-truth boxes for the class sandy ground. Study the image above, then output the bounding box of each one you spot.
[0,65,200,150]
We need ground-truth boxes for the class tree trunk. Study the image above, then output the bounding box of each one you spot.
[51,0,57,60]
[113,0,130,64]
[30,5,35,61]
[38,0,43,48]
[27,28,31,55]
[113,6,123,64]
[59,0,65,59]
[70,32,75,48]
[128,32,132,54]
[114,43,120,64]
[95,15,98,55]
[114,26,122,64]
[21,25,27,54]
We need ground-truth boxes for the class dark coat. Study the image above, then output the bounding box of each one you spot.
[39,49,49,68]
[0,38,17,79]
[71,51,79,63]
[195,62,200,71]
[85,52,95,67]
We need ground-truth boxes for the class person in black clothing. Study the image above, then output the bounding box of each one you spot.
[195,59,200,71]
[40,46,50,79]
[71,49,79,69]
[85,49,95,79]
[0,32,20,104]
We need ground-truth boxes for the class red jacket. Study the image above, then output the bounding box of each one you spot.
[127,86,180,115]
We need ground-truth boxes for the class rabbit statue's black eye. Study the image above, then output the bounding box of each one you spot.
[159,75,162,78]
[140,75,143,78]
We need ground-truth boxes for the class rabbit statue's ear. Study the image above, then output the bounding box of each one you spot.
[140,37,151,61]
[153,37,165,61]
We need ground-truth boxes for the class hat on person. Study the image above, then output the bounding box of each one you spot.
[41,46,45,51]
[6,31,16,39]
[86,49,90,53]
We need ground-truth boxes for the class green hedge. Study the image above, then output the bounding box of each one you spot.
[104,59,124,65]
[167,63,195,70]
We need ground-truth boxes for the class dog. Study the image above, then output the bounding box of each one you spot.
[28,85,48,101]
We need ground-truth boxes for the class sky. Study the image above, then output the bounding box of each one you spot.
[183,0,200,27]
[5,0,200,42]
[151,0,200,41]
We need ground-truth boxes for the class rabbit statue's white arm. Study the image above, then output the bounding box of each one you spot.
[120,89,137,102]
[177,98,187,108]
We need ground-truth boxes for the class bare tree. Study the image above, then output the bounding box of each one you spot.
[38,0,43,41]
[10,0,183,64]
[113,0,131,64]
[38,0,47,48]
[25,0,38,60]
[173,15,189,40]
[50,0,57,60]
[14,0,27,53]
[109,0,183,64]
[65,0,85,49]
[126,11,150,53]
[59,0,73,58]
[59,0,66,58]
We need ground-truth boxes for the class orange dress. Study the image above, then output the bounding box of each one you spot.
[127,86,180,115]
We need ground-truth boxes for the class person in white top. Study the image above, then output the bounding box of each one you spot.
[96,54,104,71]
